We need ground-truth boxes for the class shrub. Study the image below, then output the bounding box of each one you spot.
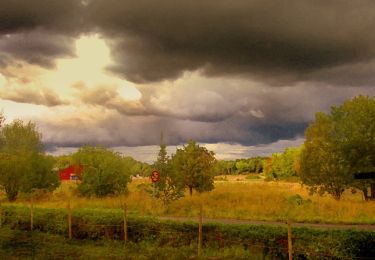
[1,205,374,259]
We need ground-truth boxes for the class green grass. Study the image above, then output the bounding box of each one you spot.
[1,205,374,259]
[0,227,263,259]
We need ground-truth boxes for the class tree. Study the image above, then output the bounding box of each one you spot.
[172,140,216,196]
[235,160,249,173]
[330,96,375,199]
[264,148,301,180]
[0,120,59,201]
[152,134,184,204]
[301,96,375,200]
[72,146,131,197]
[300,112,352,199]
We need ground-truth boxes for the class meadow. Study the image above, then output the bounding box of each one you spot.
[4,176,375,225]
[1,177,375,259]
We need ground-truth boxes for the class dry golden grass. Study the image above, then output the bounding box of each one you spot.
[3,177,375,224]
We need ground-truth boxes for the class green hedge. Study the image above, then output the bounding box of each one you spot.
[1,205,374,259]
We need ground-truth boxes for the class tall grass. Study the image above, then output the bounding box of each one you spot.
[3,178,375,224]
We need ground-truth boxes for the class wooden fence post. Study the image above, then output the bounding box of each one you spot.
[123,202,128,244]
[287,218,293,260]
[68,199,72,239]
[198,204,203,257]
[30,199,34,231]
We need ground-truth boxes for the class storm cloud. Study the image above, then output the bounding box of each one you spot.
[1,1,375,85]
[2,0,375,154]
[86,0,375,85]
[39,76,375,148]
[0,0,83,68]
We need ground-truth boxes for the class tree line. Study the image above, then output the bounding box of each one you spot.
[0,116,216,202]
[1,95,375,202]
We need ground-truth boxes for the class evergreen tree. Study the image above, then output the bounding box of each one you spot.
[153,133,184,204]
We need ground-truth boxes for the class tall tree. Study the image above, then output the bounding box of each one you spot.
[331,96,375,199]
[300,113,352,200]
[0,120,59,201]
[172,140,216,196]
[153,133,184,204]
[300,96,375,200]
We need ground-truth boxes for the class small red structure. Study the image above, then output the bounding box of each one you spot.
[59,165,84,181]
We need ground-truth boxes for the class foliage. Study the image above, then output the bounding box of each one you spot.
[172,140,216,195]
[122,156,152,177]
[300,96,375,200]
[152,136,184,204]
[0,120,59,201]
[72,146,131,197]
[0,228,200,260]
[330,95,375,199]
[214,157,265,176]
[214,160,235,175]
[236,157,265,174]
[54,155,73,170]
[264,147,301,180]
[1,205,374,259]
[300,112,352,200]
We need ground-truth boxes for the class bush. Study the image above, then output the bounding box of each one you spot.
[72,147,132,197]
[1,205,374,259]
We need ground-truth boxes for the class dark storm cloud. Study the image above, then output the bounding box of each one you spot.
[2,0,375,85]
[0,0,84,33]
[3,0,375,150]
[45,77,375,148]
[0,31,76,68]
[0,0,84,68]
[87,0,375,85]
[39,112,306,147]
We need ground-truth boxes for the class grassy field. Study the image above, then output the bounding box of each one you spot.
[3,176,375,225]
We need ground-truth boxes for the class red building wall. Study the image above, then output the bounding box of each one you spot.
[59,165,83,181]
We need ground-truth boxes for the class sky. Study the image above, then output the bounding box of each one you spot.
[1,0,375,162]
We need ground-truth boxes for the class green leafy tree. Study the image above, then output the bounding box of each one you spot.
[122,156,152,177]
[0,120,59,201]
[264,153,283,179]
[172,140,216,196]
[330,96,375,199]
[235,160,249,173]
[264,148,301,180]
[300,112,353,200]
[152,135,184,204]
[301,96,375,200]
[72,146,131,197]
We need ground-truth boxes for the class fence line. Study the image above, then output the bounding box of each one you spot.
[0,203,374,259]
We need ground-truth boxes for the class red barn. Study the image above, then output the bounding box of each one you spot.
[59,165,84,181]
